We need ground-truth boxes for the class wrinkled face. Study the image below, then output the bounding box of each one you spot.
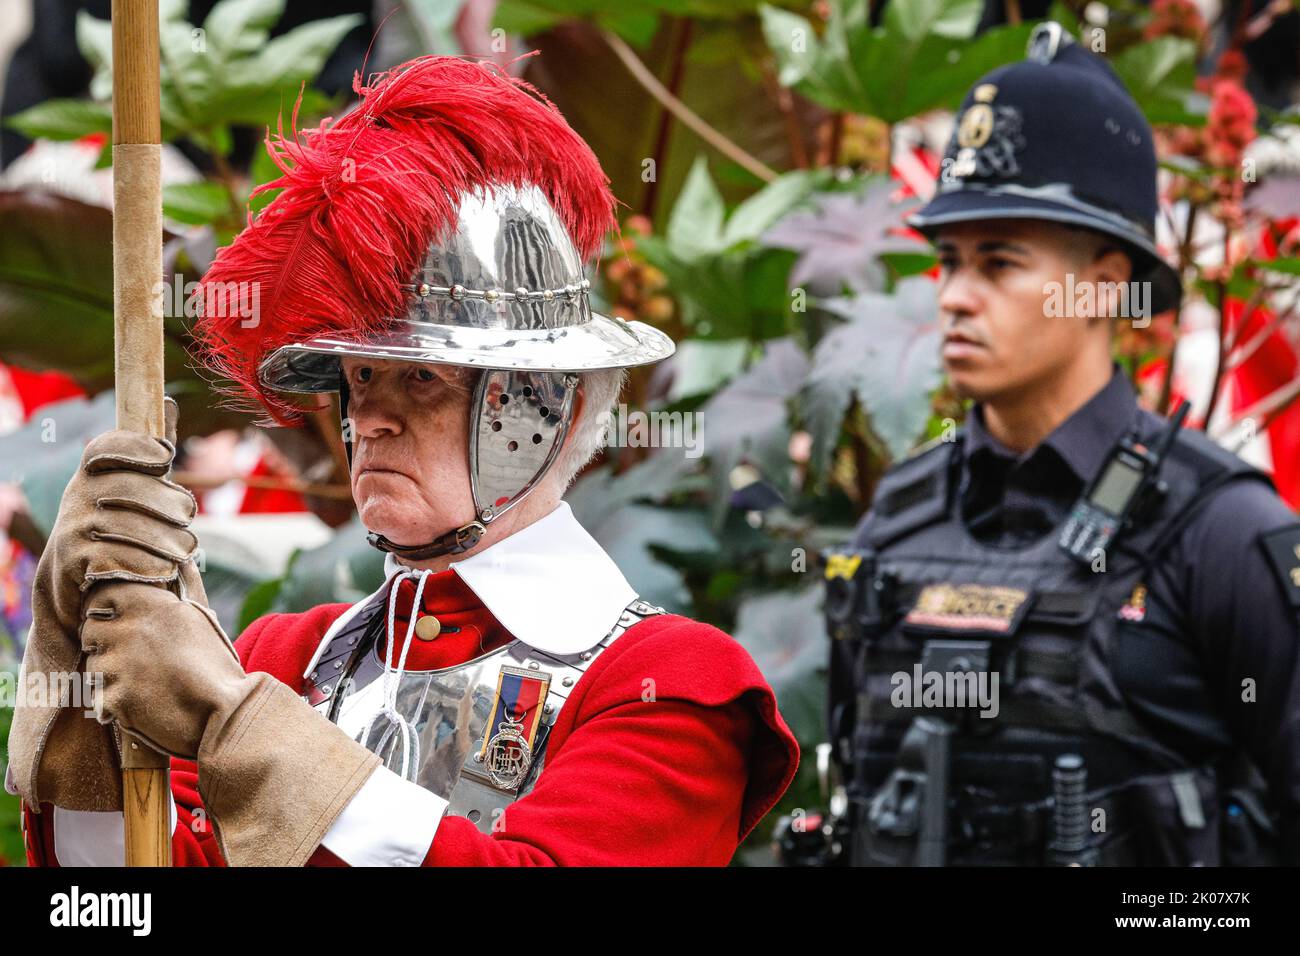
[934,219,1127,403]
[342,357,478,547]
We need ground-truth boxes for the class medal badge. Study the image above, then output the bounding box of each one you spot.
[1118,583,1148,623]
[480,665,552,790]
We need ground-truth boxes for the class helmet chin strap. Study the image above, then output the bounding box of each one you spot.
[366,521,487,562]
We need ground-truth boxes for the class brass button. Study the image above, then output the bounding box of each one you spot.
[414,615,442,641]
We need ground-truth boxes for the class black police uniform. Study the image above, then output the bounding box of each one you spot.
[823,25,1300,866]
[829,369,1300,865]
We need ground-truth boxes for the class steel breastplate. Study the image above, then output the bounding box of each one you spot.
[302,595,664,833]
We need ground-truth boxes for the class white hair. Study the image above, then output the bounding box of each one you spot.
[551,367,626,489]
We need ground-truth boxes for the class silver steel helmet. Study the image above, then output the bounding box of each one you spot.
[258,183,675,560]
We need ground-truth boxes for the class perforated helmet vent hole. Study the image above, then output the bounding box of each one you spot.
[507,440,518,452]
[522,386,533,397]
[499,393,509,405]
[491,421,502,432]
[532,434,542,444]
[539,406,550,417]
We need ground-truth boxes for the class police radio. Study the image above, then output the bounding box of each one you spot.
[1059,401,1190,565]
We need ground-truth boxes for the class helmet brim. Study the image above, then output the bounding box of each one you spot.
[258,312,675,394]
[908,188,1183,315]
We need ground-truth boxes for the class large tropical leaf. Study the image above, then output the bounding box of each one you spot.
[1110,36,1206,128]
[3,393,117,534]
[0,192,119,393]
[802,276,943,468]
[730,583,826,746]
[0,192,247,436]
[700,336,809,519]
[523,19,823,224]
[74,0,355,144]
[762,0,1034,124]
[761,177,923,293]
[567,448,705,610]
[639,162,826,339]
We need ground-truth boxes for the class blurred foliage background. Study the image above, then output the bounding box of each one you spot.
[1,0,1299,865]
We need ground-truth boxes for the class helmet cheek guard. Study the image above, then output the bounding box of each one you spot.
[470,369,578,525]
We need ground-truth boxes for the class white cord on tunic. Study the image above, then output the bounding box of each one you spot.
[356,567,432,782]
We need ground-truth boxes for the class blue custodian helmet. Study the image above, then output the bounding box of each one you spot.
[909,22,1183,315]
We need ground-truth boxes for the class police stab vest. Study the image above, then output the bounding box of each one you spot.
[302,594,664,833]
[834,413,1271,865]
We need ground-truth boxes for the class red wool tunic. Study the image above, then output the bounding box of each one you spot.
[25,571,800,866]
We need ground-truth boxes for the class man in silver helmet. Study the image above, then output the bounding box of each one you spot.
[7,56,799,867]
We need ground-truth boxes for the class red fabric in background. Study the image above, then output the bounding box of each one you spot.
[4,364,84,420]
[1240,220,1300,508]
[25,594,799,867]
[1224,296,1300,508]
[236,454,309,514]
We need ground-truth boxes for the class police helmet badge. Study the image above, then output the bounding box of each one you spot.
[480,665,552,790]
[949,83,1024,181]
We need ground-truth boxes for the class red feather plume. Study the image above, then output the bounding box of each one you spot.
[194,56,616,423]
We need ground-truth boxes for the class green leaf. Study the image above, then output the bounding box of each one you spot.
[248,138,285,214]
[0,192,202,400]
[159,18,216,129]
[760,3,863,114]
[764,0,1031,123]
[1046,1,1079,32]
[237,574,288,634]
[163,181,235,225]
[667,157,727,259]
[1260,257,1300,276]
[0,193,117,392]
[759,5,820,87]
[0,702,28,866]
[666,340,751,400]
[5,99,112,141]
[72,2,354,143]
[254,516,386,619]
[492,0,568,36]
[722,169,827,247]
[248,14,364,89]
[598,8,662,46]
[402,0,466,54]
[1111,37,1206,127]
[884,0,981,43]
[161,0,193,22]
[203,0,286,63]
[867,17,1033,122]
[75,10,113,73]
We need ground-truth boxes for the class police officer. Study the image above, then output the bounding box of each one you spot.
[823,23,1300,866]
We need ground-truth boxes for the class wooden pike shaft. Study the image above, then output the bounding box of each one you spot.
[111,0,171,867]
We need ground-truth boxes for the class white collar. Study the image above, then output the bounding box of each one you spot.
[380,501,637,656]
[304,503,638,680]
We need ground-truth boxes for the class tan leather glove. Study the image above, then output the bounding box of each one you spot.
[7,399,200,811]
[82,583,381,867]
